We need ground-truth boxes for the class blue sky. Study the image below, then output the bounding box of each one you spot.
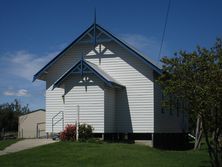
[0,0,222,110]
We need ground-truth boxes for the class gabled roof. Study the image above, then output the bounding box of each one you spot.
[33,23,162,82]
[53,59,125,89]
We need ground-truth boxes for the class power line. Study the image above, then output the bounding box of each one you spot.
[158,0,171,61]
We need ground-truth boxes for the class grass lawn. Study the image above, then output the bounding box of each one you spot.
[0,141,210,167]
[0,139,20,150]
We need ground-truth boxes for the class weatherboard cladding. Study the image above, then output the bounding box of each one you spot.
[39,24,183,134]
[64,75,105,133]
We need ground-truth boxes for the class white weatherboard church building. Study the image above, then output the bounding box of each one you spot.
[34,20,187,147]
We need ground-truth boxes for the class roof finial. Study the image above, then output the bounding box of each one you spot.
[93,8,97,46]
[94,8,97,24]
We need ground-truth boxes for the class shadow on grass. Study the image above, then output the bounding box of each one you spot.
[155,142,195,151]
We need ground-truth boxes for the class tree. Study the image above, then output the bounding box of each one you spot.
[158,39,222,167]
[0,99,30,135]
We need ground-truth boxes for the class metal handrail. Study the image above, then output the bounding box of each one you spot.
[52,111,63,120]
[53,118,63,127]
[52,111,64,135]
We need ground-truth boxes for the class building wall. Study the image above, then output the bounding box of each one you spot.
[18,110,45,138]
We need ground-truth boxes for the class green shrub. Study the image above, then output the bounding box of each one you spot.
[78,124,93,141]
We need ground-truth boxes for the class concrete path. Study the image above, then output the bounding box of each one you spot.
[0,139,57,156]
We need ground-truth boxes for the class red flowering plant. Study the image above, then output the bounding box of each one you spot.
[60,124,76,141]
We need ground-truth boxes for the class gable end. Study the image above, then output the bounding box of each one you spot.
[33,23,162,82]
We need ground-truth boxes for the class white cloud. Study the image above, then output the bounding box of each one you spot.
[4,90,15,96]
[121,34,156,49]
[3,89,29,97]
[0,46,62,109]
[3,50,57,81]
[120,34,168,61]
[17,89,29,96]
